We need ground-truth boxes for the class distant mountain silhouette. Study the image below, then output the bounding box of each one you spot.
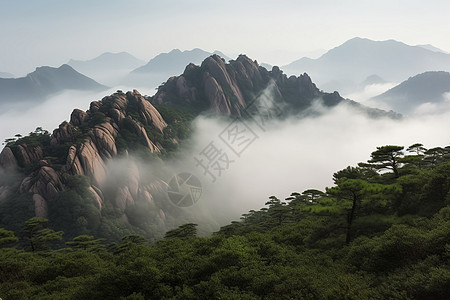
[127,49,231,88]
[0,64,107,105]
[68,52,145,86]
[132,48,230,74]
[282,37,450,93]
[372,71,450,114]
[416,44,449,54]
[0,72,14,78]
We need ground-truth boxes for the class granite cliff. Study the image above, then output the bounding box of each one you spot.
[0,90,174,238]
[0,55,399,240]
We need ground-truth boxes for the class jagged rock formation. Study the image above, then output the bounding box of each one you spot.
[0,54,400,239]
[152,54,339,116]
[0,90,169,224]
[0,147,17,170]
[152,54,400,119]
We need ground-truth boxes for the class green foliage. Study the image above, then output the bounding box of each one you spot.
[66,235,106,251]
[22,217,63,252]
[164,223,198,239]
[0,228,18,246]
[1,143,450,298]
[362,145,404,178]
[48,175,101,240]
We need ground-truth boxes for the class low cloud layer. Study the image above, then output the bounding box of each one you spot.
[2,89,450,228]
[162,101,450,223]
[342,82,397,110]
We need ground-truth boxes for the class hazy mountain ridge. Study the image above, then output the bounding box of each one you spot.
[68,52,146,86]
[126,48,231,89]
[132,48,231,74]
[0,71,14,78]
[0,54,400,241]
[0,64,107,105]
[416,44,449,54]
[152,54,400,118]
[69,52,145,70]
[372,71,450,114]
[282,37,450,93]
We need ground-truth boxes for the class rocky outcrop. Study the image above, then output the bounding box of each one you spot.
[128,90,167,133]
[89,186,104,209]
[0,147,17,170]
[1,89,170,225]
[92,121,119,159]
[70,109,88,126]
[19,164,62,199]
[50,122,77,146]
[202,55,247,111]
[151,53,340,116]
[33,194,48,218]
[17,144,43,166]
[65,146,84,175]
[17,161,63,218]
[76,138,107,187]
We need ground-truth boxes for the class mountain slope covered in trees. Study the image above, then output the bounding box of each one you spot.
[0,143,449,299]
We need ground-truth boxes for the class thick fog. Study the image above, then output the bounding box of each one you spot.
[342,82,397,110]
[171,102,450,222]
[2,87,450,227]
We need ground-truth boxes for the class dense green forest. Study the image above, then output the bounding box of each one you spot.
[1,143,449,299]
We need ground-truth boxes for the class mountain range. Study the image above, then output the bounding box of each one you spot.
[151,54,398,118]
[132,48,230,74]
[126,48,231,88]
[0,54,399,241]
[282,37,450,93]
[0,64,107,107]
[372,71,450,114]
[16,38,450,103]
[68,52,146,86]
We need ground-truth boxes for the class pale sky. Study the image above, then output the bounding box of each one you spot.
[1,0,450,76]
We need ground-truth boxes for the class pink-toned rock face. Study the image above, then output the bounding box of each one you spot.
[115,186,134,211]
[203,73,232,115]
[127,90,168,133]
[4,89,173,224]
[77,138,107,187]
[70,109,87,126]
[88,186,103,209]
[202,55,246,109]
[16,144,43,165]
[65,145,84,175]
[33,194,48,218]
[93,121,119,159]
[153,54,278,116]
[51,122,77,146]
[0,147,17,170]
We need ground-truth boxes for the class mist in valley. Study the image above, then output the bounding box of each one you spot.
[2,81,450,233]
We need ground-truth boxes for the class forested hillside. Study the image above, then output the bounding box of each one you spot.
[1,143,449,299]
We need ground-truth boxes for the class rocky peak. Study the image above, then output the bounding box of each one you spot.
[0,147,18,170]
[1,89,170,223]
[70,109,87,126]
[151,54,338,116]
